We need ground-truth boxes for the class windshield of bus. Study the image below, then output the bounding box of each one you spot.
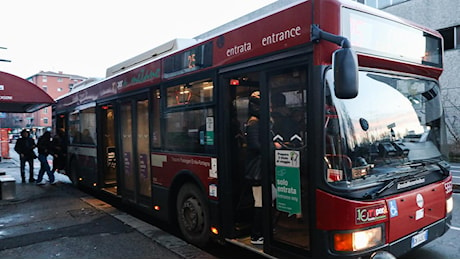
[324,70,447,197]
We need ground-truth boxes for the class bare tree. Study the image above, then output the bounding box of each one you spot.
[443,92,460,161]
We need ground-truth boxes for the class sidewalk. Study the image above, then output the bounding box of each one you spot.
[0,153,213,258]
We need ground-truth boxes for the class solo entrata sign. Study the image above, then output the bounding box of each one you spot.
[275,150,301,216]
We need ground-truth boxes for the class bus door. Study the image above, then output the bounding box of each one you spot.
[266,66,310,252]
[98,103,118,195]
[119,95,152,208]
[223,64,309,253]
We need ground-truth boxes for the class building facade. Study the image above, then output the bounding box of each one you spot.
[355,0,460,157]
[25,71,86,130]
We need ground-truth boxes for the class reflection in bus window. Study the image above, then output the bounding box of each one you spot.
[166,79,213,107]
[68,107,96,145]
[325,71,444,189]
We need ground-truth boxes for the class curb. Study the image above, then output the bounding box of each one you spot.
[81,197,215,259]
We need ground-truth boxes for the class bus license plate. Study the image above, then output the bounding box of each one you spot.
[411,230,428,248]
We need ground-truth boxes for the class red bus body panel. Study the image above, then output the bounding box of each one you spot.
[385,181,448,242]
[316,174,452,245]
[212,1,311,68]
[151,152,218,200]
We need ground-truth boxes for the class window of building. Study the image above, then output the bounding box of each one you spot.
[42,76,47,82]
[439,26,460,50]
[43,117,49,124]
[43,107,48,114]
[43,85,48,92]
[58,78,63,82]
[57,87,63,92]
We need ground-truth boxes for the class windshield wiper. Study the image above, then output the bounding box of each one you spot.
[363,170,421,199]
[372,179,395,198]
[407,158,450,177]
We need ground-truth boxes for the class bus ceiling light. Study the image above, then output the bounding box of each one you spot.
[446,197,453,214]
[333,226,383,252]
[229,79,239,86]
[154,205,160,211]
[211,226,219,235]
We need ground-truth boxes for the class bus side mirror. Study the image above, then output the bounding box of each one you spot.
[333,47,358,99]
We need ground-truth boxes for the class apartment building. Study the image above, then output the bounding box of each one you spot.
[25,71,86,129]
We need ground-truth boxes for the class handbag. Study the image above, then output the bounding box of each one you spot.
[245,155,262,184]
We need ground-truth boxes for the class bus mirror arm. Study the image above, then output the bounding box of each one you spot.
[311,24,359,99]
[311,24,351,48]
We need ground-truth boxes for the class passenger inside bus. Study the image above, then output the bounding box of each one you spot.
[244,90,264,245]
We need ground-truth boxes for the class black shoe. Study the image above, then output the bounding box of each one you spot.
[22,179,26,183]
[29,178,36,183]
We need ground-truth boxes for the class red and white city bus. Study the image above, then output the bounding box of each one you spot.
[53,0,453,257]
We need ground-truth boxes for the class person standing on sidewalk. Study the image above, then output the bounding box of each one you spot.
[14,129,37,183]
[36,131,55,185]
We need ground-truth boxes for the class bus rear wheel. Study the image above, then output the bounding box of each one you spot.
[176,183,210,247]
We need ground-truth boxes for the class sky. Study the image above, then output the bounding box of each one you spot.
[0,0,276,79]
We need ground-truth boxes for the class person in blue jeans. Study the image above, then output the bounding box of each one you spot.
[36,131,55,185]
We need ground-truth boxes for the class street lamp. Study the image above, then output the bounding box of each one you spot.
[0,46,11,62]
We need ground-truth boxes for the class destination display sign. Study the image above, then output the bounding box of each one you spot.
[342,7,442,68]
[163,42,213,79]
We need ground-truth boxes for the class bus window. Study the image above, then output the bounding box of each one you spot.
[166,79,214,107]
[69,107,96,145]
[152,89,161,148]
[165,108,215,153]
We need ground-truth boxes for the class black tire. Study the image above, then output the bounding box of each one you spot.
[176,183,210,247]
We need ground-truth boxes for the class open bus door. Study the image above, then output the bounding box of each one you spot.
[223,63,310,256]
[97,103,118,195]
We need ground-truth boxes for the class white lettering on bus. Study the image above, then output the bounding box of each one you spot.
[0,95,13,100]
[262,26,302,47]
[226,42,252,57]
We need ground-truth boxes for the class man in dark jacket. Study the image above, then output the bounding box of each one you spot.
[14,129,36,183]
[36,131,55,185]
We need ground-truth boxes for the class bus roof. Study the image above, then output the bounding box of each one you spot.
[55,0,443,110]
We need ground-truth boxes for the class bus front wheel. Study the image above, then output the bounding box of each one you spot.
[176,183,210,247]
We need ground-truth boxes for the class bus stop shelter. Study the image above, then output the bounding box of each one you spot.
[0,71,55,159]
[0,71,54,113]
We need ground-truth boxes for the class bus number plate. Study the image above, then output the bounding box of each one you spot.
[411,230,428,248]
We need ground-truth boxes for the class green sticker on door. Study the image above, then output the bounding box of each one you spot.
[275,150,301,216]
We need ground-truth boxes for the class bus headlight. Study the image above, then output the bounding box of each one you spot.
[334,226,383,252]
[446,197,453,214]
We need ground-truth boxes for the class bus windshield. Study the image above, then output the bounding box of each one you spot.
[325,70,446,197]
